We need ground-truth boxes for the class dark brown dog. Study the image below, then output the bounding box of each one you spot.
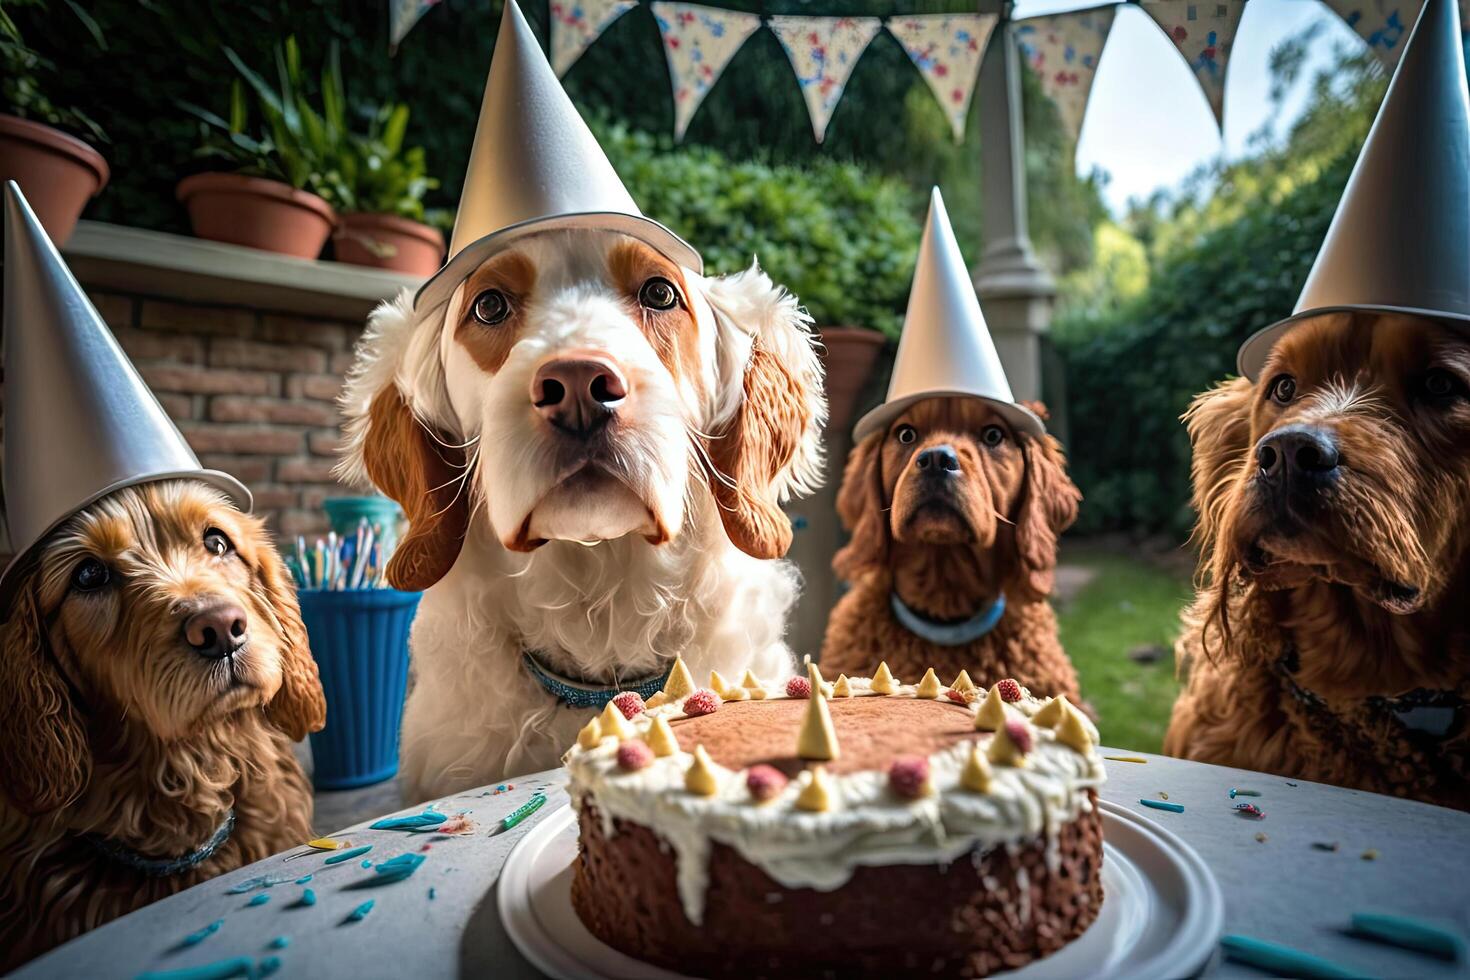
[820,397,1082,699]
[0,480,326,969]
[1166,312,1470,809]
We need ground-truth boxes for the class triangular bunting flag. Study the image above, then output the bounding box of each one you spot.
[550,0,639,77]
[1322,0,1470,67]
[770,16,884,143]
[1013,5,1116,144]
[390,0,440,50]
[887,14,998,142]
[651,2,763,140]
[1141,0,1247,128]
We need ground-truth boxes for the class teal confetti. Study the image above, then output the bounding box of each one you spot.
[257,956,281,978]
[1229,788,1262,798]
[268,936,290,950]
[180,919,224,947]
[360,859,372,868]
[374,852,427,882]
[294,874,313,884]
[1351,913,1465,961]
[370,808,446,831]
[1139,798,1185,813]
[324,844,372,865]
[345,899,375,923]
[246,894,269,907]
[1220,935,1363,978]
[298,888,316,908]
[428,887,436,900]
[135,957,254,980]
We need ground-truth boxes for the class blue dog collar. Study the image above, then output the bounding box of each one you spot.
[522,651,673,710]
[890,592,1006,647]
[83,810,235,877]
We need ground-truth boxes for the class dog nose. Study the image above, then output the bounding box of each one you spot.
[915,445,961,474]
[1256,425,1340,485]
[532,355,628,437]
[183,602,249,659]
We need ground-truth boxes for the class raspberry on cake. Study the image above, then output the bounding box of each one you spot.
[562,659,1107,977]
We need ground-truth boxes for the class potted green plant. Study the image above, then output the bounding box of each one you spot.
[0,0,108,244]
[323,102,444,276]
[178,38,337,259]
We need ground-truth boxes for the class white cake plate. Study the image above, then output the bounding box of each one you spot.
[499,800,1223,980]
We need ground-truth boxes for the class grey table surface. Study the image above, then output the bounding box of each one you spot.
[15,749,1470,980]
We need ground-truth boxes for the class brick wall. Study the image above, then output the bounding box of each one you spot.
[89,290,363,538]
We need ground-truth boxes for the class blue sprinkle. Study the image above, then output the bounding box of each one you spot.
[360,859,372,868]
[294,874,313,884]
[1139,798,1186,813]
[257,956,282,978]
[324,844,372,865]
[428,887,436,900]
[180,919,224,947]
[268,936,290,950]
[298,888,316,907]
[374,852,427,882]
[370,808,446,831]
[246,894,270,907]
[345,899,375,923]
[135,957,253,980]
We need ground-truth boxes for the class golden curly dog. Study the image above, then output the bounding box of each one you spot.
[820,397,1083,700]
[0,480,326,970]
[1166,312,1470,810]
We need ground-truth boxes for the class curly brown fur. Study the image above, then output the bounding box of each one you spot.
[821,398,1083,700]
[1166,313,1470,809]
[0,481,326,970]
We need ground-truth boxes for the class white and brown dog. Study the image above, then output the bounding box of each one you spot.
[340,232,825,798]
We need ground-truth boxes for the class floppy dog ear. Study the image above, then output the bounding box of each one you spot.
[833,433,890,581]
[699,265,827,560]
[253,532,326,741]
[1006,433,1081,603]
[1183,377,1255,561]
[0,574,90,814]
[339,293,470,591]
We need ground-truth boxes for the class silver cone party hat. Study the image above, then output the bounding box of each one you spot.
[1237,0,1470,379]
[0,181,251,610]
[853,188,1043,442]
[414,0,701,316]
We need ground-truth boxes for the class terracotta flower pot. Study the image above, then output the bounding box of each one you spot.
[176,172,336,260]
[819,326,887,436]
[333,212,445,276]
[0,113,109,245]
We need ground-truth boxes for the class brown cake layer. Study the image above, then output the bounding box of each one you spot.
[673,696,976,776]
[572,796,1104,979]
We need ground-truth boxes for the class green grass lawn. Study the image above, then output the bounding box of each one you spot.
[1055,546,1194,754]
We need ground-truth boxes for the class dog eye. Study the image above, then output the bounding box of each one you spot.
[638,277,679,311]
[1268,374,1296,404]
[982,425,1006,447]
[1423,369,1463,401]
[471,289,511,326]
[71,558,110,593]
[203,528,234,556]
[895,424,918,445]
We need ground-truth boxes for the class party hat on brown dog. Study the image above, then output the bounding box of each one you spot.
[0,181,250,612]
[853,188,1043,442]
[1236,0,1470,379]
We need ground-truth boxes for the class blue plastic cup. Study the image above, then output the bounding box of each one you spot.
[298,588,421,791]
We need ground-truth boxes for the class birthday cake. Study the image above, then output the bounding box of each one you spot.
[563,660,1106,977]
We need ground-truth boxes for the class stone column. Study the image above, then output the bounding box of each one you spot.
[973,1,1055,403]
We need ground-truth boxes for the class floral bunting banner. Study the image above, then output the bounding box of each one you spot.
[887,14,998,142]
[1141,0,1247,128]
[651,2,763,140]
[769,16,884,143]
[551,0,640,76]
[1013,6,1116,145]
[389,0,440,50]
[1322,0,1469,67]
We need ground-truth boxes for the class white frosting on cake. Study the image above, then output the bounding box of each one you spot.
[563,676,1107,924]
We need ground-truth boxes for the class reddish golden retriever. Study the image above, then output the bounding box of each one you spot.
[820,397,1083,699]
[1166,312,1470,810]
[0,481,326,969]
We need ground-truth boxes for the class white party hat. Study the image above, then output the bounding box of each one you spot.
[414,0,701,316]
[853,188,1043,442]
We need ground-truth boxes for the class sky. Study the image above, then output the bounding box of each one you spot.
[1012,0,1368,213]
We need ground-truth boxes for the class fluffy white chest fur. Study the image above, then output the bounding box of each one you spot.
[338,231,825,800]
